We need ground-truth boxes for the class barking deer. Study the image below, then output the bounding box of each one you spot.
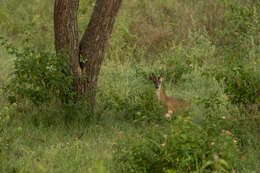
[149,73,191,114]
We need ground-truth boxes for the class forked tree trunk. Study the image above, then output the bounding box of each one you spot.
[54,0,122,109]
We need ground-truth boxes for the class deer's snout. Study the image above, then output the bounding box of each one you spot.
[155,81,160,89]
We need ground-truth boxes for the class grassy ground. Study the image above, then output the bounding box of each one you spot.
[1,0,260,172]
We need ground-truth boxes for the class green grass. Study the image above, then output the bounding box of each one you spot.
[1,117,135,173]
[0,49,14,106]
[1,0,260,172]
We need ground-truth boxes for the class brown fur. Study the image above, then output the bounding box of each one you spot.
[149,73,190,113]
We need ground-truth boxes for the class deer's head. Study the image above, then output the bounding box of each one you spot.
[149,73,163,89]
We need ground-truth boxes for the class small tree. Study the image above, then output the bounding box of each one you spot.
[54,0,122,109]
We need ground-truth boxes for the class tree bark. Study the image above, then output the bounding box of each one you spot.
[54,0,122,109]
[54,0,82,101]
[79,0,122,107]
[54,0,80,75]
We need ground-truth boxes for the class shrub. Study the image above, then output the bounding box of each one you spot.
[120,84,165,122]
[0,38,74,105]
[160,49,193,84]
[216,64,260,105]
[114,115,243,173]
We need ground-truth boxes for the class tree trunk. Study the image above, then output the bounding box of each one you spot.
[54,0,122,109]
[54,0,80,76]
[54,0,82,101]
[79,0,122,107]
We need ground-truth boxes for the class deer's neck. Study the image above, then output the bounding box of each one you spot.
[156,88,166,102]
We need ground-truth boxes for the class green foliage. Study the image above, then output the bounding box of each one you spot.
[97,62,165,122]
[0,103,22,170]
[0,0,54,50]
[217,64,260,104]
[114,116,241,173]
[0,103,16,134]
[121,84,165,122]
[160,49,193,84]
[0,38,74,105]
[217,1,260,60]
[211,1,260,105]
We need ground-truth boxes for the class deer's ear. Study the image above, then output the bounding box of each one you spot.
[149,73,155,81]
[158,73,163,80]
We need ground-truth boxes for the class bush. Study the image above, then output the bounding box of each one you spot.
[0,38,74,105]
[114,115,243,173]
[217,65,260,105]
[160,49,193,84]
[205,1,260,105]
[119,84,165,122]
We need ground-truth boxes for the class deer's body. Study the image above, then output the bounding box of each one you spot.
[150,73,190,113]
[156,88,190,113]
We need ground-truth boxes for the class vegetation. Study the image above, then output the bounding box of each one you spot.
[0,0,259,172]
